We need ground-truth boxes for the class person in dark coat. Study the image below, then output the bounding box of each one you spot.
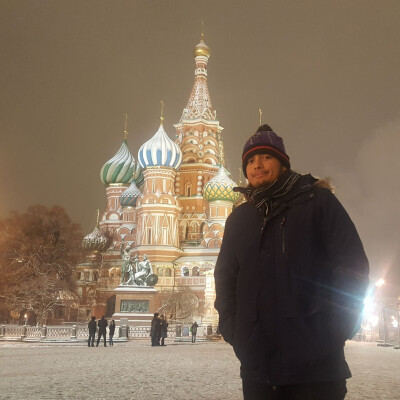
[214,124,369,400]
[96,315,108,347]
[191,321,199,343]
[88,316,96,347]
[160,315,168,346]
[150,313,161,346]
[109,319,116,346]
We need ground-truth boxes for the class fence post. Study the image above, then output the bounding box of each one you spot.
[0,325,5,337]
[70,325,77,340]
[21,325,27,340]
[41,325,47,340]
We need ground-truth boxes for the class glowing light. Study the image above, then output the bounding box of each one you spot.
[375,278,385,287]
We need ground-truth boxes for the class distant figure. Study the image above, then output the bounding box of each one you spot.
[150,313,161,346]
[191,321,199,343]
[160,315,169,346]
[96,316,108,347]
[109,319,116,346]
[88,316,96,347]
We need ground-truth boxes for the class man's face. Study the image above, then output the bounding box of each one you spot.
[245,153,286,188]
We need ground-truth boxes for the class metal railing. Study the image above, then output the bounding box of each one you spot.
[0,323,216,342]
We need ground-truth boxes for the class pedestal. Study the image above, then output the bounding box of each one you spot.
[112,285,158,326]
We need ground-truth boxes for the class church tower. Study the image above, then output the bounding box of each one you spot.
[135,103,183,263]
[174,33,224,245]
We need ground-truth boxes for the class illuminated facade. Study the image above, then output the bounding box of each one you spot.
[77,35,240,326]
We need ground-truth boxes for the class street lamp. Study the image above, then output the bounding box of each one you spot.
[24,313,28,326]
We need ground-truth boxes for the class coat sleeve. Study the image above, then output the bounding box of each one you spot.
[318,188,370,339]
[214,215,240,345]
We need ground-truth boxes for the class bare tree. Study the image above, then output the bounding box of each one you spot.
[0,205,82,324]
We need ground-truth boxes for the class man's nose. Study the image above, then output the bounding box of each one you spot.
[253,157,262,168]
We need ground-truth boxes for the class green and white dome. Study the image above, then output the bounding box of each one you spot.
[100,138,136,185]
[203,166,240,203]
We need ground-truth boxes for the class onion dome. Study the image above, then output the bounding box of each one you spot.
[120,180,141,207]
[194,34,211,58]
[133,163,144,188]
[82,211,109,252]
[100,137,136,185]
[138,123,182,169]
[203,166,240,203]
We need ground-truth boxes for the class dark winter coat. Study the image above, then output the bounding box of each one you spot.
[88,320,97,334]
[109,323,116,336]
[98,318,108,333]
[150,317,161,337]
[214,174,369,385]
[161,320,169,338]
[191,322,199,335]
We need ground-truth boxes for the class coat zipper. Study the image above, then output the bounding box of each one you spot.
[280,216,286,254]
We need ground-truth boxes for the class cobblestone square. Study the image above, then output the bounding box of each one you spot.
[0,340,398,399]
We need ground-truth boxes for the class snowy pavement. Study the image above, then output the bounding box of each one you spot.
[0,340,398,399]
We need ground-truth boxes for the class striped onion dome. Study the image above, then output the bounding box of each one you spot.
[100,138,136,185]
[82,225,108,252]
[133,163,144,188]
[138,124,182,169]
[120,180,141,207]
[203,166,240,203]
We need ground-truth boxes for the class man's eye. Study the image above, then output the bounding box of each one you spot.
[263,155,271,160]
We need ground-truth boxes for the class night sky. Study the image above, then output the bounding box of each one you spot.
[1,1,399,292]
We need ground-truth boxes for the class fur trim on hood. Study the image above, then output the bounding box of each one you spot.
[313,178,334,193]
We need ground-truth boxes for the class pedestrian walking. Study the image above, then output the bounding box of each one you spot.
[191,321,199,343]
[160,315,168,346]
[96,315,108,347]
[87,316,96,347]
[150,313,161,346]
[109,319,116,346]
[214,124,369,400]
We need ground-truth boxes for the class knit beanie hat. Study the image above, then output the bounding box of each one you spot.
[242,124,290,178]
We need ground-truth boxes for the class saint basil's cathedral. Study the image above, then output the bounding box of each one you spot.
[77,35,241,327]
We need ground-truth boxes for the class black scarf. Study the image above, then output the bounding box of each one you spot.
[234,170,301,217]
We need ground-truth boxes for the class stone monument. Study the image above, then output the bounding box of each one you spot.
[113,246,159,326]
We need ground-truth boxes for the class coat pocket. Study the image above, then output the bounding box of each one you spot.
[280,310,345,372]
[232,317,261,371]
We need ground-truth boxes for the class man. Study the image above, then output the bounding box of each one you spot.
[191,321,199,343]
[214,124,369,399]
[96,315,108,347]
[88,316,96,347]
[150,312,161,346]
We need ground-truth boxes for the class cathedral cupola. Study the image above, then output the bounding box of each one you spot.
[203,165,240,203]
[120,180,141,207]
[82,210,109,252]
[138,102,182,169]
[100,118,138,185]
[193,33,211,58]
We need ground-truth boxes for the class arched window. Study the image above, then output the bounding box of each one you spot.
[181,266,189,277]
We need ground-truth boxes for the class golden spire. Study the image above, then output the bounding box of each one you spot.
[194,21,211,58]
[160,100,164,126]
[123,114,128,140]
[258,108,262,126]
[96,209,100,227]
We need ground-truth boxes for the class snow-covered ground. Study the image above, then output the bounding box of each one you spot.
[0,340,398,399]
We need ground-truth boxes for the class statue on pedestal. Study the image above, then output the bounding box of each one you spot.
[120,248,158,287]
